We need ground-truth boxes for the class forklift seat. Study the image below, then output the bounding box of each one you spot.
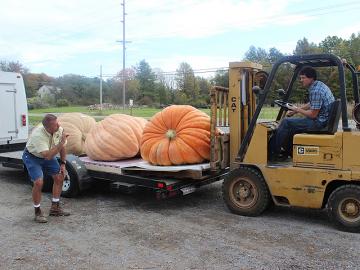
[307,99,341,135]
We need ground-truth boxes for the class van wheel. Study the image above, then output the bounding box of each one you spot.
[328,185,360,232]
[222,167,270,216]
[61,162,80,198]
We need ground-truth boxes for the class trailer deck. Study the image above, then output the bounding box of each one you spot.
[0,150,228,198]
[78,156,227,198]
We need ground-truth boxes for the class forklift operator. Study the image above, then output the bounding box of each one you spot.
[270,66,335,159]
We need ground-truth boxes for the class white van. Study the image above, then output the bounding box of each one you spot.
[0,71,28,152]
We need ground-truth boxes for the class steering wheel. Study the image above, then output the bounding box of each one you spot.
[274,100,294,111]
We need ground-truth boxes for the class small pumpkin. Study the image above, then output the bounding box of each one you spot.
[58,113,96,155]
[140,105,211,165]
[85,114,148,161]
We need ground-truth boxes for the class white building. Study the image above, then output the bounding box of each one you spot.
[37,85,62,99]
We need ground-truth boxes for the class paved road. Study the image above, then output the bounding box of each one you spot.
[1,165,360,269]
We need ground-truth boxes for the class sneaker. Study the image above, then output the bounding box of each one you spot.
[34,211,48,223]
[49,202,70,216]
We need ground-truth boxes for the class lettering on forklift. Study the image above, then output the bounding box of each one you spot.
[231,97,237,112]
[296,146,319,156]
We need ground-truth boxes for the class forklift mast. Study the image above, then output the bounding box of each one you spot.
[210,62,263,170]
[228,62,262,167]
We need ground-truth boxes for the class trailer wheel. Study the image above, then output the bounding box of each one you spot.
[61,162,80,198]
[328,185,360,232]
[222,167,270,216]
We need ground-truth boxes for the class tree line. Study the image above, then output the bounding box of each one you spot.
[1,33,359,108]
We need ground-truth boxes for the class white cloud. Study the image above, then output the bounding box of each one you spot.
[126,0,311,40]
[0,0,358,76]
[335,23,360,39]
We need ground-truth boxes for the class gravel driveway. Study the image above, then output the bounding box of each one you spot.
[0,165,359,270]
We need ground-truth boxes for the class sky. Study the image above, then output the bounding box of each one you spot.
[0,0,359,78]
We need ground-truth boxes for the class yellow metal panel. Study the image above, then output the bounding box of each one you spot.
[229,67,241,167]
[243,124,268,165]
[293,132,343,170]
[261,166,351,208]
[293,132,342,146]
[343,131,360,172]
[229,62,262,70]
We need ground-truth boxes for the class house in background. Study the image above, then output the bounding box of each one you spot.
[37,85,62,100]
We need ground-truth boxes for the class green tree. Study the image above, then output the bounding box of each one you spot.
[0,60,29,73]
[268,47,284,64]
[135,60,157,105]
[56,75,100,105]
[293,38,321,55]
[23,73,54,98]
[175,62,199,104]
[154,68,172,106]
[211,69,229,88]
[244,46,268,65]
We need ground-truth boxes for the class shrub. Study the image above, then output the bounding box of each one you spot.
[27,97,50,109]
[56,99,70,107]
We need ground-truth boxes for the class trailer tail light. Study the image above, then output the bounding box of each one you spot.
[21,114,27,126]
[157,183,165,189]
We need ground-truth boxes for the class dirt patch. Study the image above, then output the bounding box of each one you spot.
[0,165,359,269]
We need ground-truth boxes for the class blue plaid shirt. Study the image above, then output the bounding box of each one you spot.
[309,80,335,123]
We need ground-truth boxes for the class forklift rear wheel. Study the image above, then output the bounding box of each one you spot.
[222,167,270,216]
[328,185,360,233]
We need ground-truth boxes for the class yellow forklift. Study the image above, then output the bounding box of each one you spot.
[221,54,360,232]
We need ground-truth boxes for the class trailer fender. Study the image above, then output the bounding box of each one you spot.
[62,154,92,197]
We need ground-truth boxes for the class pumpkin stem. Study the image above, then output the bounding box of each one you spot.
[166,129,176,139]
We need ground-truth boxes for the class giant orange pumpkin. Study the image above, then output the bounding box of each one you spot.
[58,113,96,156]
[85,114,148,161]
[140,105,211,165]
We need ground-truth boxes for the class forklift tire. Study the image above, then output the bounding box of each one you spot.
[328,185,360,233]
[222,167,270,216]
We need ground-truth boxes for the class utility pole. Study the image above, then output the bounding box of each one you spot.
[121,0,126,109]
[99,65,103,110]
[117,0,131,109]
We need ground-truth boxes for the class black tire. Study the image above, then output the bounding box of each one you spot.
[61,162,80,198]
[328,185,360,233]
[222,166,270,216]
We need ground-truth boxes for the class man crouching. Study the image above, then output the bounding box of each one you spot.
[22,114,70,223]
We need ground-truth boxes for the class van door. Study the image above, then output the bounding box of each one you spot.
[0,83,17,141]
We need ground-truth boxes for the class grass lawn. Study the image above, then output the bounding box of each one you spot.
[29,106,278,125]
[30,106,165,117]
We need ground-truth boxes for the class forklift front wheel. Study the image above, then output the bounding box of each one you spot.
[222,167,270,216]
[328,185,360,233]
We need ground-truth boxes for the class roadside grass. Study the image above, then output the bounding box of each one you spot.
[29,106,278,126]
[29,116,44,126]
[30,106,163,117]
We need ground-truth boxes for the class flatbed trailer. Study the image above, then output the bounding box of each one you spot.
[0,149,228,199]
